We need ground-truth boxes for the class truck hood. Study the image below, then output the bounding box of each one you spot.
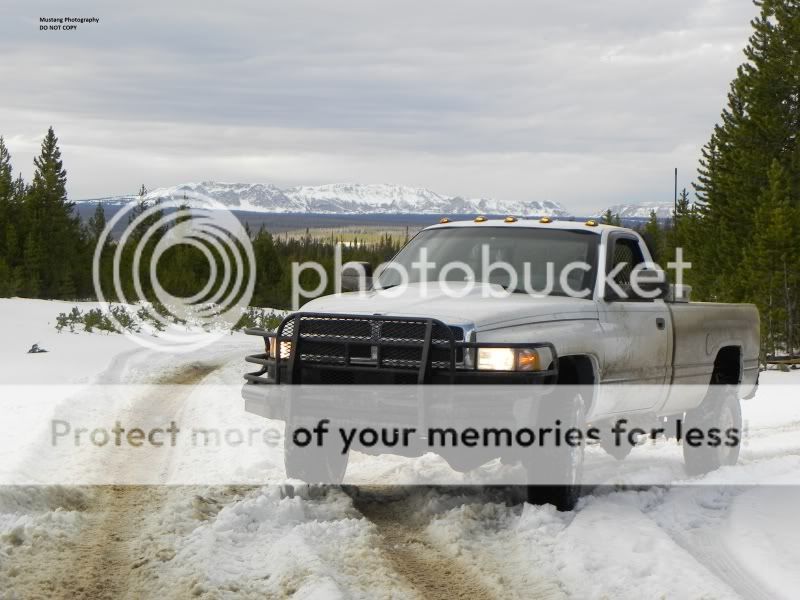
[300,283,598,330]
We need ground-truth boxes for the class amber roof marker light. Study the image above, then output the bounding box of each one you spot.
[504,216,518,223]
[474,215,487,223]
[539,216,553,224]
[439,217,451,224]
[585,219,599,227]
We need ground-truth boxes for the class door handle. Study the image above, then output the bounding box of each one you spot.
[656,318,666,330]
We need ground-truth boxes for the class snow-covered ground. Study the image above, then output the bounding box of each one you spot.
[0,298,257,386]
[1,298,799,599]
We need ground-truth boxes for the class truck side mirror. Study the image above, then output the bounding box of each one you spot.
[340,262,373,292]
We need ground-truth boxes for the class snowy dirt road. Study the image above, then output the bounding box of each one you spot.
[1,362,225,598]
[53,365,221,599]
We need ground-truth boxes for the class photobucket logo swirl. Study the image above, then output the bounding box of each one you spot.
[92,191,255,352]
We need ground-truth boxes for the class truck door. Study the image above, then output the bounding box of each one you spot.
[596,232,671,413]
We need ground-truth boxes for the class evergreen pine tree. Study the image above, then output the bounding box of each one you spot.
[663,188,695,274]
[0,137,15,295]
[86,202,113,298]
[21,232,42,297]
[25,127,84,298]
[743,160,800,358]
[4,175,25,294]
[643,210,665,265]
[123,184,164,299]
[0,137,12,240]
[601,209,621,226]
[87,202,107,244]
[692,0,800,307]
[0,257,13,296]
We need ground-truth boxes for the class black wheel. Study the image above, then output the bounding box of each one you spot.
[524,391,586,511]
[682,385,742,476]
[284,425,349,483]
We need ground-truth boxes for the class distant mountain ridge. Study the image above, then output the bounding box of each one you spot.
[599,202,675,220]
[76,181,571,217]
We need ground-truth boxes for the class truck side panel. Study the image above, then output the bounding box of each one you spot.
[660,302,760,414]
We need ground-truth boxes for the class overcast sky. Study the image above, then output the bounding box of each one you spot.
[2,1,758,214]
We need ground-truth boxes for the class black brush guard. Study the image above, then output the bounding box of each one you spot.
[244,313,558,385]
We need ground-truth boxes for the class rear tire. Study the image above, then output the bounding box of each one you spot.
[682,385,742,476]
[524,391,586,511]
[599,425,635,460]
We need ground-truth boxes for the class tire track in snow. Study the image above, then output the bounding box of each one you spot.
[672,527,773,600]
[353,486,498,600]
[646,485,774,600]
[33,363,220,599]
[66,485,170,599]
[352,486,567,600]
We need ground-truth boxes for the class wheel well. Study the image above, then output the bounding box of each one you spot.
[556,355,596,411]
[712,346,741,385]
[557,355,596,385]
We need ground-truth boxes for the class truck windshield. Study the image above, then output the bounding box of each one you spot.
[376,227,599,297]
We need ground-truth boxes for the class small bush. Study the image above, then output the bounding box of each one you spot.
[110,305,140,332]
[83,308,112,333]
[55,305,138,334]
[137,306,166,331]
[55,307,85,333]
[55,304,283,336]
[233,307,283,332]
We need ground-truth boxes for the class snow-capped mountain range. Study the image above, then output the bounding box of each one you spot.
[599,202,676,219]
[76,181,571,217]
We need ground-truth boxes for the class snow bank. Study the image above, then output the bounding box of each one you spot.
[724,484,800,598]
[0,298,264,385]
[0,298,140,385]
[124,486,409,599]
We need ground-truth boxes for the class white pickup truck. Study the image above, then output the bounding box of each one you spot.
[244,218,760,509]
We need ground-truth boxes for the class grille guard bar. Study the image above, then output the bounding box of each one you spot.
[244,312,559,384]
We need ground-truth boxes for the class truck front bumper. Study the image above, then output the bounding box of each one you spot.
[243,312,558,386]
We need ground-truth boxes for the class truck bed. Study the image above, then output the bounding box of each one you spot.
[668,301,759,390]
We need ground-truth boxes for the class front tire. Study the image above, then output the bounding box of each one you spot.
[284,425,349,483]
[682,385,742,476]
[524,391,586,511]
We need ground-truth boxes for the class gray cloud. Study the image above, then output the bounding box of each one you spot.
[1,0,758,213]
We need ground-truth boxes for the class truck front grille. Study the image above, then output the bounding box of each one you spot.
[279,315,465,370]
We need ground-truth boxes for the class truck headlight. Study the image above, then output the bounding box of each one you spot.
[477,347,516,371]
[476,347,552,371]
[267,338,292,359]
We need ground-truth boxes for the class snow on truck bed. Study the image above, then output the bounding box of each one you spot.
[0,298,799,598]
